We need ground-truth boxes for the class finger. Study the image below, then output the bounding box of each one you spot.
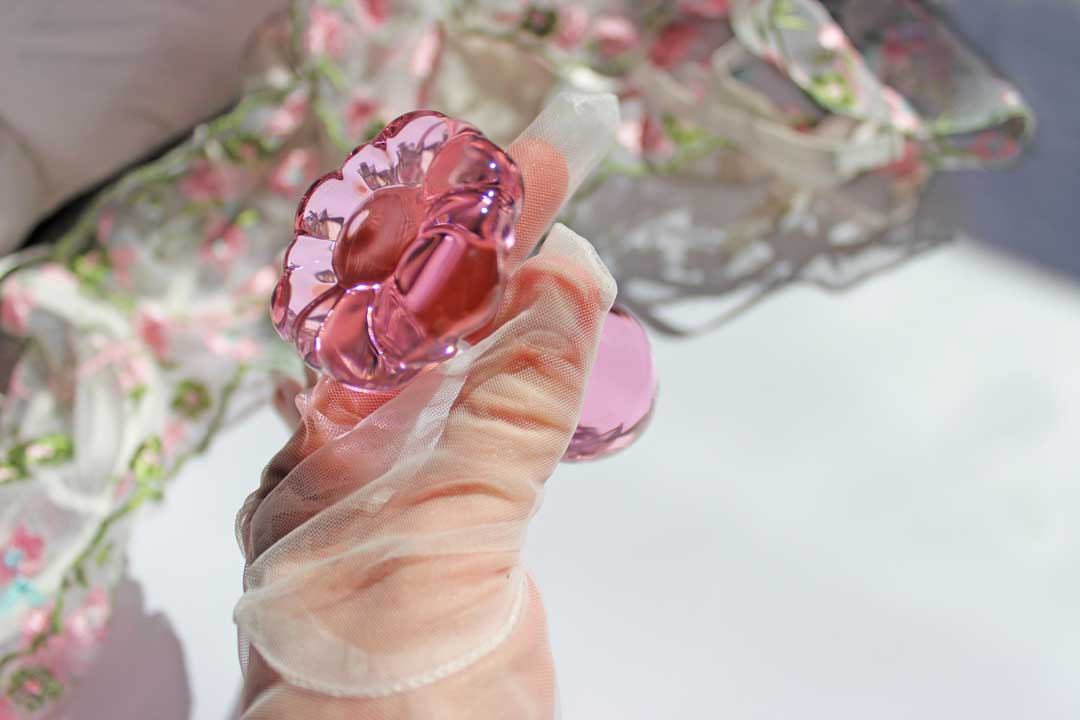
[239,376,399,562]
[429,223,617,500]
[505,91,619,269]
[505,137,568,269]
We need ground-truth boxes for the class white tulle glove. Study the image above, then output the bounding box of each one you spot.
[235,93,619,718]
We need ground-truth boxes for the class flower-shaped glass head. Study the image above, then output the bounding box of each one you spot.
[271,111,524,390]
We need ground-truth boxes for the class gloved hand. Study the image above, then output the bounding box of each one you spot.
[235,93,619,718]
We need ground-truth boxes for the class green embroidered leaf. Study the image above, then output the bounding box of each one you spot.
[221,136,255,163]
[770,0,809,30]
[661,115,709,148]
[8,433,75,472]
[521,7,558,37]
[71,250,109,292]
[236,208,263,228]
[129,385,148,404]
[130,437,164,483]
[8,666,63,711]
[95,542,114,568]
[808,71,855,111]
[172,379,211,419]
[361,119,386,143]
[0,460,27,486]
[314,56,349,93]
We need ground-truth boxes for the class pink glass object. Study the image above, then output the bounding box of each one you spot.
[271,110,524,390]
[566,305,657,461]
[272,110,656,459]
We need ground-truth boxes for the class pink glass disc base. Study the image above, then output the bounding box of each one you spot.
[565,305,657,461]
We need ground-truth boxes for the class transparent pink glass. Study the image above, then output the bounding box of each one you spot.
[272,111,655,459]
[566,305,657,461]
[271,111,523,390]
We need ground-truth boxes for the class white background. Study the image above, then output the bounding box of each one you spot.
[64,240,1080,719]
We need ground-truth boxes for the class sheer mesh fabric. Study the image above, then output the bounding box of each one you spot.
[235,93,618,716]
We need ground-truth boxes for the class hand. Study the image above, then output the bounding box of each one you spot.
[236,95,618,718]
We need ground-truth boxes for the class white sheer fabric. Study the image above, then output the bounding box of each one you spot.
[235,94,617,716]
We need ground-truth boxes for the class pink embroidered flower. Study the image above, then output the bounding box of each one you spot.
[307,7,347,59]
[236,266,279,299]
[969,130,1020,162]
[206,334,260,362]
[413,28,445,107]
[96,210,115,243]
[882,141,925,180]
[22,606,52,645]
[882,87,921,133]
[345,95,381,141]
[556,5,589,49]
[269,148,322,197]
[136,307,171,361]
[161,420,187,458]
[68,588,110,645]
[116,355,153,393]
[114,471,137,501]
[617,115,673,157]
[649,21,702,69]
[642,115,675,157]
[6,525,45,578]
[0,283,33,335]
[356,0,389,27]
[108,246,136,290]
[411,28,444,80]
[24,444,54,464]
[593,15,639,58]
[678,0,730,19]
[201,218,247,267]
[12,526,44,564]
[271,111,523,390]
[266,88,309,138]
[180,160,244,203]
[818,23,848,51]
